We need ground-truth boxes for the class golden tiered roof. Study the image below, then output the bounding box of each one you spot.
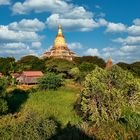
[43,24,77,61]
[53,25,67,49]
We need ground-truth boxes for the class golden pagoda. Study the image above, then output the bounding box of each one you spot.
[43,25,77,60]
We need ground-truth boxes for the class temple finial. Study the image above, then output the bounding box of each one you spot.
[58,24,63,36]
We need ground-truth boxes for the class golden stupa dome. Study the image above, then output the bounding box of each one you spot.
[53,25,67,49]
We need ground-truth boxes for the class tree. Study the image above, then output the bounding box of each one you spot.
[0,111,57,140]
[74,56,106,68]
[0,78,9,115]
[45,58,75,78]
[117,61,140,78]
[69,62,96,83]
[69,67,80,81]
[79,62,95,73]
[38,73,62,90]
[80,65,140,125]
[0,57,16,76]
[16,55,45,72]
[130,61,140,77]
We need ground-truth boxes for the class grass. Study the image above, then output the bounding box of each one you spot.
[21,86,82,127]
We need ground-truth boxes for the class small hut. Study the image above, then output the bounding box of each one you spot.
[18,71,43,85]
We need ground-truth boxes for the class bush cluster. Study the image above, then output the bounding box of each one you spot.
[79,65,140,139]
[0,111,57,140]
[0,78,9,115]
[38,73,62,90]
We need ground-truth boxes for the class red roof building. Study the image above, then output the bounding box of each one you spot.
[17,71,43,84]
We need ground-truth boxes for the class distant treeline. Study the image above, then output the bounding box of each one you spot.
[0,56,139,78]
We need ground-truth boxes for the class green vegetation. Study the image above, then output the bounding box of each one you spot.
[16,55,46,72]
[117,61,140,78]
[74,56,106,69]
[0,85,86,140]
[0,111,57,140]
[38,73,62,90]
[0,56,140,139]
[79,65,140,139]
[0,78,9,115]
[22,86,81,126]
[0,57,16,76]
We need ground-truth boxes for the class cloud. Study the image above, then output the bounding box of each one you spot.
[0,42,29,56]
[103,18,140,35]
[0,25,41,42]
[8,18,45,32]
[113,36,140,45]
[46,5,97,31]
[133,18,140,26]
[97,12,106,18]
[12,0,98,32]
[0,42,27,50]
[95,5,101,9]
[127,25,140,36]
[32,42,41,49]
[0,42,43,58]
[97,18,108,26]
[120,45,139,53]
[68,42,82,50]
[0,21,44,58]
[96,19,127,33]
[127,19,140,35]
[105,22,126,33]
[110,19,140,63]
[46,14,97,31]
[101,45,140,63]
[0,0,10,5]
[12,0,73,14]
[84,48,99,56]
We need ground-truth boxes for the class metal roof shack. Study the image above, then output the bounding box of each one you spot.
[18,71,43,85]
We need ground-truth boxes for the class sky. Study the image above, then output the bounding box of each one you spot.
[0,0,140,63]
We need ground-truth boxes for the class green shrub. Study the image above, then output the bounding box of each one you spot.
[78,65,140,139]
[79,62,95,73]
[16,111,57,140]
[38,73,62,90]
[0,78,8,115]
[7,89,29,113]
[0,78,8,95]
[0,99,8,115]
[0,111,57,140]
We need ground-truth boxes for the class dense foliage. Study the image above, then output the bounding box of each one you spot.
[117,61,140,77]
[38,73,62,90]
[0,55,140,139]
[0,78,9,115]
[74,56,106,69]
[0,57,16,76]
[45,58,75,78]
[16,55,45,72]
[79,65,140,139]
[0,111,57,140]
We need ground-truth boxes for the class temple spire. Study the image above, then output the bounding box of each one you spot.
[58,24,63,36]
[105,48,113,70]
[43,24,77,60]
